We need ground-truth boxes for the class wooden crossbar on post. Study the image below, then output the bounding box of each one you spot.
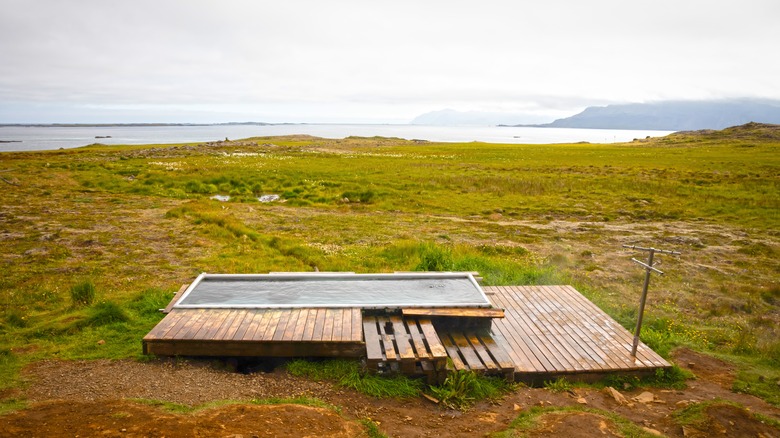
[622,245,681,358]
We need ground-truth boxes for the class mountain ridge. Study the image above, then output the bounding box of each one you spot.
[508,99,780,130]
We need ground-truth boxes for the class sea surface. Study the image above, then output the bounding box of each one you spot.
[0,124,673,152]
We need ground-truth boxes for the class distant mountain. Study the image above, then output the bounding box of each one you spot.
[411,109,550,126]
[521,99,780,131]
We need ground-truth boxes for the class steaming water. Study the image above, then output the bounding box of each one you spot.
[177,276,490,308]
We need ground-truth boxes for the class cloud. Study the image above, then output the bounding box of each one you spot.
[1,0,779,122]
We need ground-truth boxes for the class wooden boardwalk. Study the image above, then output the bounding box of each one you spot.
[485,285,670,381]
[143,307,364,357]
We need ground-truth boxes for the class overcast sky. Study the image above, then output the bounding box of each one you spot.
[1,0,779,124]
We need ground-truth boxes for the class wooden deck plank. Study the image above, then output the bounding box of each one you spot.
[340,309,352,342]
[233,310,260,341]
[505,285,585,371]
[262,310,283,341]
[535,285,621,370]
[495,286,564,371]
[211,310,240,340]
[450,332,486,370]
[417,317,447,358]
[272,309,294,342]
[544,285,638,368]
[280,308,302,341]
[302,308,318,342]
[406,319,430,359]
[350,309,362,342]
[488,326,537,372]
[331,309,344,342]
[401,308,505,318]
[249,310,275,341]
[177,309,211,340]
[389,315,415,361]
[558,285,668,368]
[485,285,670,375]
[487,293,547,372]
[144,310,187,340]
[291,308,309,341]
[515,286,586,371]
[562,284,669,367]
[479,333,515,370]
[195,308,231,340]
[363,316,383,361]
[543,285,647,369]
[311,308,327,342]
[222,310,252,341]
[488,290,549,372]
[164,309,203,340]
[465,333,498,370]
[439,333,467,370]
[162,284,189,314]
[377,316,397,361]
[322,309,337,342]
[500,285,617,371]
[521,286,598,371]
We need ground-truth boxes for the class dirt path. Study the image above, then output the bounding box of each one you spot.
[1,349,778,437]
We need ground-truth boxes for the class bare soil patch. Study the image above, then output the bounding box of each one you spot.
[526,412,622,437]
[0,400,361,438]
[672,347,737,388]
[3,356,778,437]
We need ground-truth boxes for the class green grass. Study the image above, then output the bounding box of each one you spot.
[598,365,693,391]
[359,418,388,438]
[0,126,778,406]
[69,280,96,307]
[286,359,423,398]
[428,369,515,410]
[543,377,573,393]
[131,395,339,413]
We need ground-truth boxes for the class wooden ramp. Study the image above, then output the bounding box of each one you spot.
[143,308,364,358]
[484,285,670,382]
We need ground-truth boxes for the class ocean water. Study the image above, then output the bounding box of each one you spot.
[0,124,673,152]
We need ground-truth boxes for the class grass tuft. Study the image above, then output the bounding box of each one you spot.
[83,301,130,327]
[360,418,388,438]
[70,281,96,307]
[543,377,573,393]
[415,243,454,271]
[428,369,514,410]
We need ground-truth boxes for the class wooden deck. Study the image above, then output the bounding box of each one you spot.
[143,307,365,357]
[143,280,670,383]
[485,285,670,382]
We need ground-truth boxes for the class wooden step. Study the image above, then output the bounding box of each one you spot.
[363,314,448,382]
[401,307,504,318]
[437,328,515,381]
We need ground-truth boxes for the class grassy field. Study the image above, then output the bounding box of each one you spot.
[1,123,778,404]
